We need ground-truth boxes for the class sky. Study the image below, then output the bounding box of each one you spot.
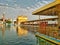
[0,0,54,20]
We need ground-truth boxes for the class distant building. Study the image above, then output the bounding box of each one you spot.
[2,14,5,23]
[0,14,5,25]
[17,16,28,25]
[0,19,3,25]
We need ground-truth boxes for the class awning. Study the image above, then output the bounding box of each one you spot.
[32,0,60,15]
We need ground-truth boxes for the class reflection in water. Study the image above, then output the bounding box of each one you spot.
[6,25,11,30]
[1,25,11,39]
[0,25,36,45]
[1,25,5,39]
[16,26,28,37]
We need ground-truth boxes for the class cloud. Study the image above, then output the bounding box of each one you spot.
[26,6,34,12]
[0,5,38,20]
[5,0,16,2]
[0,0,55,20]
[42,1,49,4]
[0,3,4,5]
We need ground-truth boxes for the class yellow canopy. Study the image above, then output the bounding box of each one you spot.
[32,0,60,15]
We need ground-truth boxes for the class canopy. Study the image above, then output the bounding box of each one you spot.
[32,0,60,15]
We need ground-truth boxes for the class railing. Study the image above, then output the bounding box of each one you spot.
[35,33,60,45]
[38,21,60,40]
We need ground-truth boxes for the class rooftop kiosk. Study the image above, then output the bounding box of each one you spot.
[32,0,60,45]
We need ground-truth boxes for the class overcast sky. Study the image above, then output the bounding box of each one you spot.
[0,0,54,20]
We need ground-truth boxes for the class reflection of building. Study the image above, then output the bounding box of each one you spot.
[1,25,5,39]
[16,26,28,37]
[17,16,28,25]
